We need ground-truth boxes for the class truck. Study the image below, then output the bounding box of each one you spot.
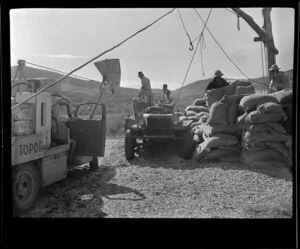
[124,104,195,160]
[11,59,119,216]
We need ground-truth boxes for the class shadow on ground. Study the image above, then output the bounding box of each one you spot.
[32,165,145,217]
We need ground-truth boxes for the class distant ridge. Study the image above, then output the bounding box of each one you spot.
[11,65,293,112]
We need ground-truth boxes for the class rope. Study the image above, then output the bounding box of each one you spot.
[11,8,176,110]
[175,9,212,106]
[260,42,266,84]
[177,9,194,51]
[25,61,102,83]
[193,8,268,87]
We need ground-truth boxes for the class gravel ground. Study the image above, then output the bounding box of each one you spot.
[22,138,293,218]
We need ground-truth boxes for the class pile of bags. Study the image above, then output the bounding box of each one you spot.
[179,97,209,124]
[237,94,292,170]
[193,97,243,163]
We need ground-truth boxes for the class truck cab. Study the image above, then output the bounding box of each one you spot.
[11,88,106,216]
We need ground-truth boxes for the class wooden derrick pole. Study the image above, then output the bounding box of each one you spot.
[231,8,278,90]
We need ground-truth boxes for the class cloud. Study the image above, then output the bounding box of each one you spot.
[32,54,89,59]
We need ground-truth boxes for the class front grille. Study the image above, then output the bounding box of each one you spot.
[146,117,171,129]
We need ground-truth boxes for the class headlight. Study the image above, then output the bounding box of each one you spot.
[172,116,179,125]
[139,118,145,126]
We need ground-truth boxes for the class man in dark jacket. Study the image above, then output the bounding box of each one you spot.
[205,70,229,91]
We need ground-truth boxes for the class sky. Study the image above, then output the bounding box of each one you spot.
[10,8,295,90]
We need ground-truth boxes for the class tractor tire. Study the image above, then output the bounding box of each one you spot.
[12,163,41,216]
[89,156,99,171]
[125,134,136,160]
[178,130,194,159]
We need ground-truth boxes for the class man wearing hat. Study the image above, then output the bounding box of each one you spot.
[205,69,229,91]
[268,64,290,93]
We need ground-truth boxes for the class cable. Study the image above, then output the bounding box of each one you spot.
[175,9,212,106]
[193,8,268,87]
[12,8,176,110]
[25,61,101,83]
[177,9,194,50]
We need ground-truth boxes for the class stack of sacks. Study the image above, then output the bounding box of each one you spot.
[272,89,293,134]
[185,105,209,124]
[237,94,291,170]
[193,101,242,162]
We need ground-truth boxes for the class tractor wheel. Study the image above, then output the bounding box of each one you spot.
[125,134,136,160]
[12,163,41,216]
[89,156,99,171]
[178,130,194,159]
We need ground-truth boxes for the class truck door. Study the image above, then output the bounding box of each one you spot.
[67,103,106,157]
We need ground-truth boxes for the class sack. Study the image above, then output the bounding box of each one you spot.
[205,148,240,162]
[218,145,241,154]
[201,133,239,149]
[237,81,252,87]
[193,98,206,106]
[179,116,187,121]
[248,123,286,134]
[243,130,289,144]
[202,124,237,137]
[265,141,289,160]
[187,116,199,121]
[193,134,202,143]
[237,112,248,125]
[220,94,244,105]
[186,110,198,117]
[185,105,209,113]
[285,136,292,149]
[246,159,290,170]
[245,110,286,123]
[242,149,286,164]
[236,85,255,95]
[191,121,203,128]
[272,89,293,105]
[207,102,229,125]
[196,111,209,118]
[257,102,283,114]
[239,94,279,112]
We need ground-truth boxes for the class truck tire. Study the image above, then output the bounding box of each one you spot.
[178,130,194,159]
[89,156,99,171]
[125,134,136,160]
[12,163,41,216]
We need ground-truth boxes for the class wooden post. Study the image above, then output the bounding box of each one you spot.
[231,8,278,91]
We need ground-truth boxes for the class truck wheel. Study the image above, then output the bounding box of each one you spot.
[12,163,41,216]
[89,156,99,171]
[178,130,194,159]
[125,134,136,160]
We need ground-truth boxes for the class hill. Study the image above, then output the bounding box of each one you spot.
[11,65,293,113]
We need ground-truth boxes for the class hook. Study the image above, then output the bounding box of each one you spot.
[189,42,194,51]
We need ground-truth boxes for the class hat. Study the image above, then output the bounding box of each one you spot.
[163,83,168,88]
[269,64,280,71]
[138,71,144,76]
[214,70,224,77]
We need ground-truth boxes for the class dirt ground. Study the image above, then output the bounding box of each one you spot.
[22,138,293,218]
